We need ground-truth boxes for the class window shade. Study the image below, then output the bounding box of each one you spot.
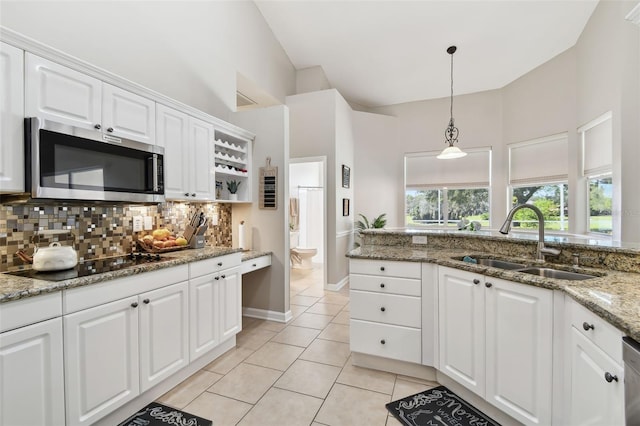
[581,113,612,177]
[509,133,568,185]
[405,149,491,189]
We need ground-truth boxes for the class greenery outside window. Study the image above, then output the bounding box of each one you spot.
[509,183,569,231]
[406,187,490,228]
[588,174,612,235]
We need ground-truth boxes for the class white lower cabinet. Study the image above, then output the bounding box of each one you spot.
[0,317,65,426]
[438,266,553,426]
[566,298,624,426]
[64,281,188,426]
[189,255,242,362]
[349,259,422,364]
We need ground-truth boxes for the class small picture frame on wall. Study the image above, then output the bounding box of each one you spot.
[343,198,350,216]
[342,165,350,188]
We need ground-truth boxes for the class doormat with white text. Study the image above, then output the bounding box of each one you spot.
[386,385,501,426]
[117,402,212,426]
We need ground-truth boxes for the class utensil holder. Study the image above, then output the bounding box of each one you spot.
[190,235,205,249]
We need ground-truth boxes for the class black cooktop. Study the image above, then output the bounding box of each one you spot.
[6,253,175,282]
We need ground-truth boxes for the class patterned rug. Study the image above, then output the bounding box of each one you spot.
[386,385,501,426]
[117,402,212,426]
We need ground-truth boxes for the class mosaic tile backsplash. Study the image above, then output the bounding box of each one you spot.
[0,201,232,272]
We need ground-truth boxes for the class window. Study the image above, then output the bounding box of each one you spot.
[508,133,569,231]
[581,112,613,235]
[405,149,491,228]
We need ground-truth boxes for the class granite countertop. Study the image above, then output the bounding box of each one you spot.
[0,247,272,304]
[348,246,640,343]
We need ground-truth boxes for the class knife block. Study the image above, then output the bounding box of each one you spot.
[183,223,197,245]
[190,235,205,249]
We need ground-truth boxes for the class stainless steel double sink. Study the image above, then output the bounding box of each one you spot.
[454,256,601,281]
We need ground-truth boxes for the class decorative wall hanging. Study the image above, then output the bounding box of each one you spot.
[342,165,351,188]
[259,157,278,210]
[343,198,350,216]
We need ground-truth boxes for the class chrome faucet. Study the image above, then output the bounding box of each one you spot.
[499,204,561,261]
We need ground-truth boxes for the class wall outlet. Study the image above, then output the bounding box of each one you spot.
[211,213,219,226]
[412,235,428,245]
[143,216,153,230]
[133,216,143,232]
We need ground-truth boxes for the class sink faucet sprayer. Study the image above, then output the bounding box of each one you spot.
[499,204,561,261]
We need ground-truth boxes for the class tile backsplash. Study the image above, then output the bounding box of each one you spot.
[0,201,232,272]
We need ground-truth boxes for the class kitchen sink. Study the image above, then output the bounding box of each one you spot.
[453,256,526,270]
[516,267,598,281]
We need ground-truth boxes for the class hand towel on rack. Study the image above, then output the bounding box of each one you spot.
[289,198,299,229]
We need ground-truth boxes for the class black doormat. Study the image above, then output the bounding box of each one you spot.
[386,385,501,426]
[117,402,212,426]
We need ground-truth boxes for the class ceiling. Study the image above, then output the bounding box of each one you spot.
[255,0,599,108]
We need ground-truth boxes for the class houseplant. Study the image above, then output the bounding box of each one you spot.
[355,213,387,247]
[227,180,241,201]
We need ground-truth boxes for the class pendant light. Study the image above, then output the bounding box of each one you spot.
[437,45,467,160]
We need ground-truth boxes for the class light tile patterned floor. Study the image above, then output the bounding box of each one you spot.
[157,266,439,425]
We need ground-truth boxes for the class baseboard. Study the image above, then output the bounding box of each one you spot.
[242,306,292,323]
[326,275,348,291]
[352,352,437,381]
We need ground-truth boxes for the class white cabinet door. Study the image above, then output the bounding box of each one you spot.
[438,266,485,397]
[156,104,190,199]
[25,53,101,130]
[568,327,624,426]
[0,318,65,426]
[0,42,24,193]
[485,277,553,426]
[189,274,221,362]
[220,268,242,341]
[64,296,139,426]
[139,282,189,393]
[188,116,215,201]
[102,83,156,144]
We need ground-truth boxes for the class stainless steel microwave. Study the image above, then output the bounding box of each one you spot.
[25,117,165,203]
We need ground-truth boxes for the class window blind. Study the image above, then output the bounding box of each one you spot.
[581,112,612,177]
[405,148,491,189]
[509,133,568,186]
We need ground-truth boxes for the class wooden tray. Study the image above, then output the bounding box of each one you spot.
[136,240,190,254]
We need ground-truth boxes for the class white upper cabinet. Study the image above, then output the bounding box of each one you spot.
[0,42,24,193]
[102,83,156,144]
[25,53,102,130]
[189,116,215,201]
[157,104,215,201]
[25,54,156,144]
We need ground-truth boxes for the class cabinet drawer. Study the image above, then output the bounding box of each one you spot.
[350,274,420,296]
[240,254,272,275]
[190,253,242,278]
[350,319,421,363]
[569,298,623,363]
[0,292,62,333]
[350,259,421,279]
[350,290,421,328]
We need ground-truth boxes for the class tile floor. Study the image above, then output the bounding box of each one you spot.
[157,266,439,426]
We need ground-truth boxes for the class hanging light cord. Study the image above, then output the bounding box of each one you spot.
[450,52,454,120]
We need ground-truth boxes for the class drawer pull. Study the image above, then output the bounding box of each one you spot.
[485,282,493,288]
[221,275,226,279]
[380,283,385,288]
[94,124,101,130]
[131,302,138,308]
[473,279,480,285]
[218,262,223,267]
[380,339,386,345]
[143,299,150,304]
[380,266,385,271]
[583,322,595,331]
[604,372,618,383]
[252,263,257,267]
[380,307,386,312]
[214,276,220,280]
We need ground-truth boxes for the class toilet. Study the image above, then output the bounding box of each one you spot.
[290,231,317,269]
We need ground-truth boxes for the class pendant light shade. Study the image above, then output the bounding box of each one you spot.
[437,45,467,160]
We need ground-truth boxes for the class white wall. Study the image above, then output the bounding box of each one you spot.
[230,105,290,317]
[0,1,295,118]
